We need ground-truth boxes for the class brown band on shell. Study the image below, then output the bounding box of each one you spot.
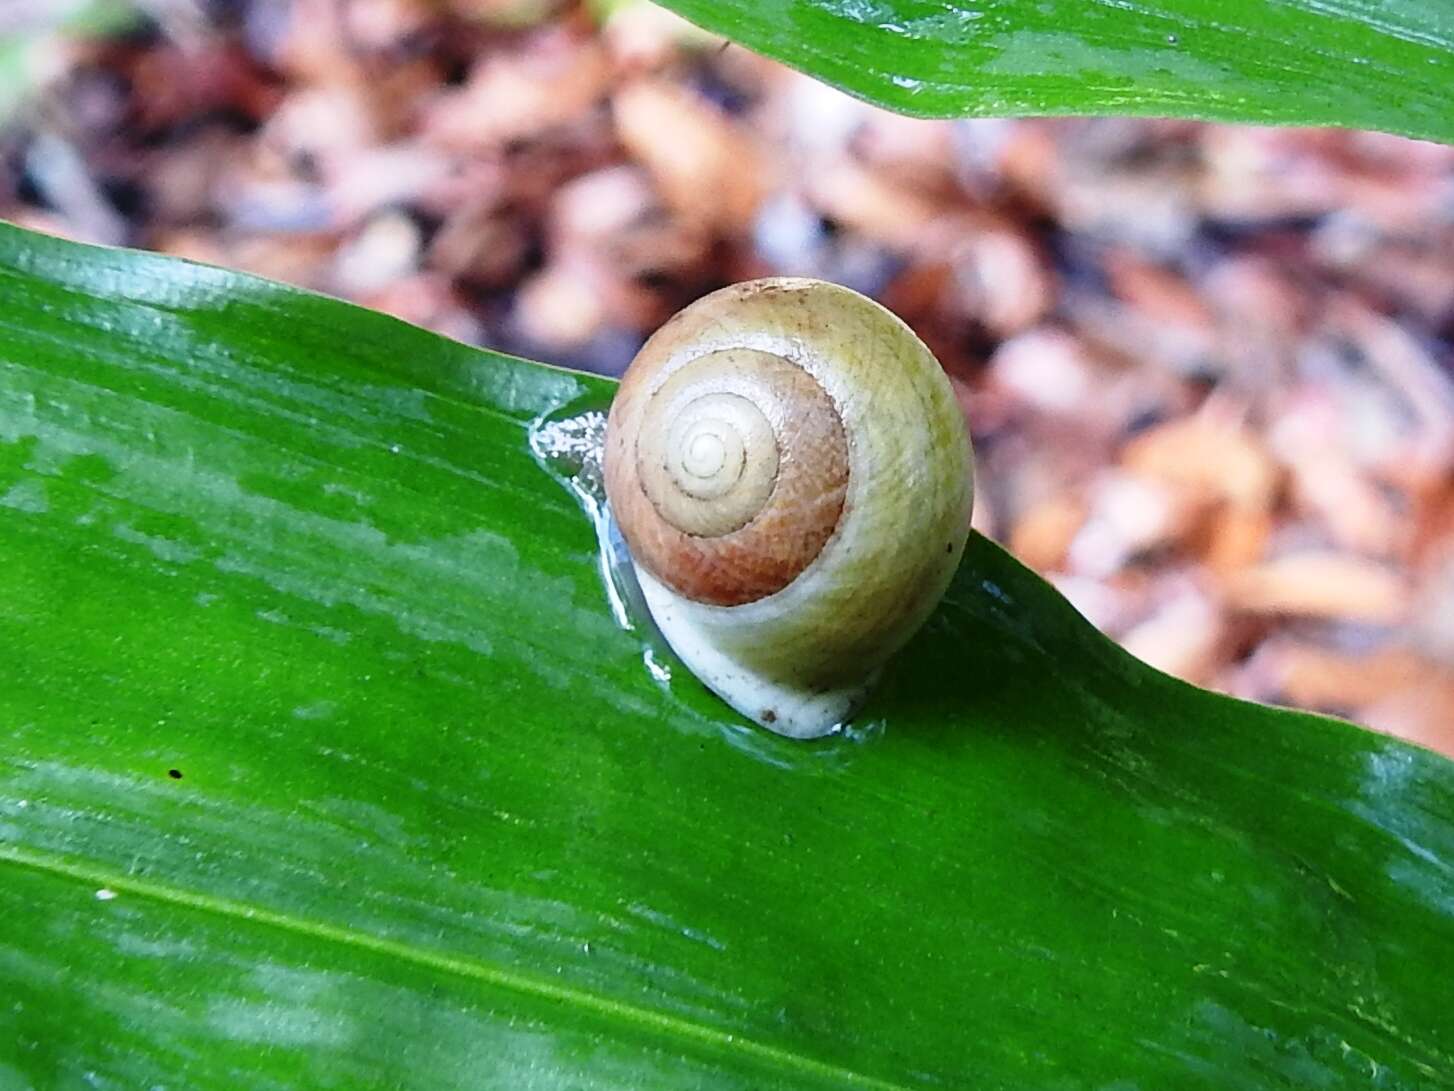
[605,348,849,606]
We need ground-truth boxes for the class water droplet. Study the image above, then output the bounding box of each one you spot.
[643,646,673,685]
[529,402,675,673]
[94,888,118,901]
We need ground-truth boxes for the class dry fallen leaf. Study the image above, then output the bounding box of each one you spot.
[1222,552,1410,625]
[614,79,763,233]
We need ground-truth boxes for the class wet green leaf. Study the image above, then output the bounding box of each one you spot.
[658,0,1454,143]
[1,223,1452,1088]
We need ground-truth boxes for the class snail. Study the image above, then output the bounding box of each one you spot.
[604,278,974,739]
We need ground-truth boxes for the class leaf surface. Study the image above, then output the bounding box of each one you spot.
[657,0,1454,143]
[1,223,1452,1089]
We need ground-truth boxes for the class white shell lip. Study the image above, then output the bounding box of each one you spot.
[636,567,870,739]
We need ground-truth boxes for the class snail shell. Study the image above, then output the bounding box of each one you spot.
[604,278,974,739]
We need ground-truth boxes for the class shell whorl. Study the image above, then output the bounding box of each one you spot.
[603,277,974,738]
[607,347,849,607]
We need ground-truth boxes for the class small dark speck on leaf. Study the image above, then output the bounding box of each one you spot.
[168,769,183,779]
[946,542,954,553]
[762,709,777,723]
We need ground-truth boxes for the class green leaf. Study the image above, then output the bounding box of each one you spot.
[1,220,1452,1088]
[657,0,1454,144]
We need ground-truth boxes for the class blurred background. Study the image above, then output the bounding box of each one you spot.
[4,0,1454,755]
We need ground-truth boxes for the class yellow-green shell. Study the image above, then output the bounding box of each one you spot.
[605,277,974,738]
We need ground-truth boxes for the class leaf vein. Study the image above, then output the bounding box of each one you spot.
[0,843,915,1091]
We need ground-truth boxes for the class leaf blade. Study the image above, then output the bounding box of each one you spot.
[1,223,1452,1088]
[656,0,1454,143]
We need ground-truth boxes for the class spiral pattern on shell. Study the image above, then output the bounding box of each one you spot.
[603,276,974,738]
[609,346,849,606]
